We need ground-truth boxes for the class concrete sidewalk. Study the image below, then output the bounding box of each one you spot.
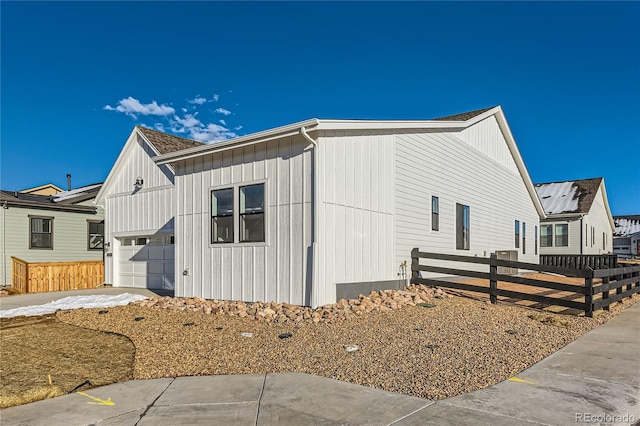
[1,293,638,425]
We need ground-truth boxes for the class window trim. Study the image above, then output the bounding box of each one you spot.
[431,196,439,231]
[522,222,526,254]
[209,180,268,247]
[456,203,470,250]
[555,224,569,247]
[534,225,538,255]
[87,220,105,251]
[211,187,235,244]
[540,224,553,248]
[239,183,266,243]
[515,220,520,248]
[29,215,54,250]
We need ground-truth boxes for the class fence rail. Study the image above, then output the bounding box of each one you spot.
[11,257,104,294]
[411,249,640,316]
[540,254,618,270]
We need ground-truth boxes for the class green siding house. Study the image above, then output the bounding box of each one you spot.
[0,184,104,287]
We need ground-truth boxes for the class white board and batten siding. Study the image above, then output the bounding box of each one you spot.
[101,133,176,285]
[316,130,396,307]
[175,135,313,305]
[394,117,540,274]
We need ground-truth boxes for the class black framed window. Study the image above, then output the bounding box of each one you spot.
[515,220,520,248]
[534,225,538,255]
[211,188,234,243]
[456,203,470,250]
[541,225,552,247]
[87,220,104,250]
[240,184,265,242]
[30,216,53,249]
[555,224,568,247]
[431,196,439,231]
[522,222,526,254]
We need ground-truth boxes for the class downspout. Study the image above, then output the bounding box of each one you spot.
[580,216,584,255]
[300,126,320,308]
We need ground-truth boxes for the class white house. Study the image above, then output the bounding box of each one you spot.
[95,126,203,289]
[0,184,104,287]
[613,215,640,259]
[534,178,614,255]
[149,106,544,307]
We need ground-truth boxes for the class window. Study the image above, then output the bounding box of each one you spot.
[431,196,439,231]
[603,232,606,250]
[541,225,552,247]
[87,220,104,250]
[534,225,538,255]
[585,224,588,247]
[456,203,470,250]
[515,220,520,248]
[211,183,266,244]
[211,188,234,243]
[30,216,53,249]
[591,226,595,246]
[240,184,265,242]
[522,222,526,254]
[555,224,568,247]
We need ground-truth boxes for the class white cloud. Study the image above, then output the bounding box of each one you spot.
[181,107,188,113]
[219,119,226,125]
[215,107,232,116]
[104,97,175,119]
[234,125,243,131]
[188,96,207,105]
[212,94,219,102]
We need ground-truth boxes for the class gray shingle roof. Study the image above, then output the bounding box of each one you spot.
[0,183,102,213]
[432,106,497,121]
[137,126,204,155]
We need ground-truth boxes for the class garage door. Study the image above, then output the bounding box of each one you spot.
[118,235,174,289]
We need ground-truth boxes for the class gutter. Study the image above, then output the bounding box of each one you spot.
[300,126,320,308]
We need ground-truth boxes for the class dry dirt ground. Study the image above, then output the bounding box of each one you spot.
[0,315,134,408]
[1,289,638,409]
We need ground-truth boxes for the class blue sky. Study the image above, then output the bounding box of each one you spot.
[1,1,639,215]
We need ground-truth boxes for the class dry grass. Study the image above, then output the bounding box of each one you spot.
[0,315,134,408]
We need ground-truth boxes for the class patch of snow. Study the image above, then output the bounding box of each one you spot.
[614,218,640,236]
[0,293,147,319]
[52,184,102,203]
[535,181,580,214]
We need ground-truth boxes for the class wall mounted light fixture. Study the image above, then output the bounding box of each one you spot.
[134,177,144,189]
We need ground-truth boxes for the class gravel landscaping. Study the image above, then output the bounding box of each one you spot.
[57,285,639,401]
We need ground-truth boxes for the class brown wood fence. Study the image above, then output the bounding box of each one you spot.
[11,257,104,294]
[411,249,640,317]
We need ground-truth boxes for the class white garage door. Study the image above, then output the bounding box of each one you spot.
[118,235,174,289]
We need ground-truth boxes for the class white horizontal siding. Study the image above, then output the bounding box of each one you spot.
[175,135,313,306]
[583,186,614,254]
[0,206,104,287]
[317,130,395,306]
[538,219,582,255]
[394,128,540,275]
[458,115,519,175]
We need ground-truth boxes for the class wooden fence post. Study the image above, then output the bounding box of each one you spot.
[602,276,610,311]
[411,248,419,283]
[585,269,594,317]
[489,253,497,304]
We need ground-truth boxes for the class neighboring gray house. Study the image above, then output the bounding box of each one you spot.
[534,178,615,255]
[0,184,104,287]
[613,215,640,259]
[95,126,203,289]
[148,106,544,307]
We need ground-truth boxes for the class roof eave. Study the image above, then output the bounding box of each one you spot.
[155,118,321,165]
